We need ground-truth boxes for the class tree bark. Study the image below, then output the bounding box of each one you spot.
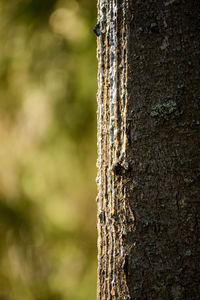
[96,0,200,299]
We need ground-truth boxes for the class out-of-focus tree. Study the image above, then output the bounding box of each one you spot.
[0,0,97,299]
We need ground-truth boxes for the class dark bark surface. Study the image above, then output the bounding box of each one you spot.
[96,1,200,299]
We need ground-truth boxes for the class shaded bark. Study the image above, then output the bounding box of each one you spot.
[96,0,200,299]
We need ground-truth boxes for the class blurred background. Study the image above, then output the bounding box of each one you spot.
[0,0,97,299]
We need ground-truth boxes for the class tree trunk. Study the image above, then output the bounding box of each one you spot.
[96,0,200,299]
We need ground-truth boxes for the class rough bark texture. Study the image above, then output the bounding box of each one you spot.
[96,1,200,299]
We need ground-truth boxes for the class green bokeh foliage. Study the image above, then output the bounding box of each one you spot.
[0,0,97,299]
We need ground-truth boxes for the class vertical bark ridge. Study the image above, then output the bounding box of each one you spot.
[97,0,130,299]
[96,1,106,299]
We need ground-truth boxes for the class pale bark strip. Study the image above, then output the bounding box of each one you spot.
[96,0,130,299]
